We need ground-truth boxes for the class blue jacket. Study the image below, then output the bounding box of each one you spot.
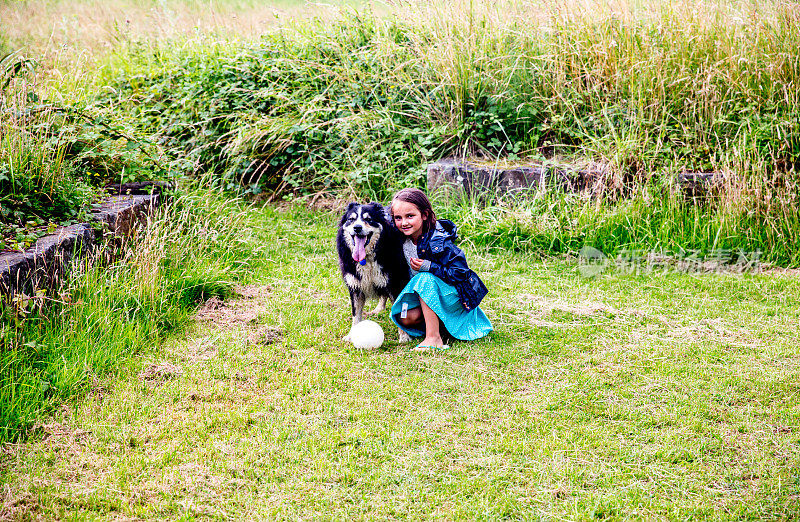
[416,219,488,311]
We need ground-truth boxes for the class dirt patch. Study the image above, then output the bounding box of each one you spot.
[514,293,662,327]
[198,296,225,314]
[233,284,273,300]
[305,194,350,212]
[23,422,97,462]
[195,285,273,327]
[516,294,621,316]
[247,325,283,346]
[758,267,800,277]
[193,285,283,351]
[34,423,92,443]
[664,318,756,346]
[139,362,183,385]
[0,490,42,521]
[264,192,350,213]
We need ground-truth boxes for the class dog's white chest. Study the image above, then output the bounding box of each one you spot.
[345,260,389,296]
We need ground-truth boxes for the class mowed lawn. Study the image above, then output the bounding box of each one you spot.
[2,204,800,519]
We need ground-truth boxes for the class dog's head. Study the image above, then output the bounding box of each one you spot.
[339,202,387,265]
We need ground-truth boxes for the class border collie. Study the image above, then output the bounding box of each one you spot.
[337,202,411,343]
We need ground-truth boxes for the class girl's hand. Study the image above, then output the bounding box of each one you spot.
[409,257,424,271]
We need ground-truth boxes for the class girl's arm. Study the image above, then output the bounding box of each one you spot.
[422,244,470,284]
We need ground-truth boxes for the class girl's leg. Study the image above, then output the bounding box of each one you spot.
[415,296,445,350]
[398,306,423,328]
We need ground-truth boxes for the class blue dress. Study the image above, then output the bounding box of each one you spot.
[391,272,493,340]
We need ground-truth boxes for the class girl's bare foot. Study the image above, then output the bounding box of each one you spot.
[412,336,447,351]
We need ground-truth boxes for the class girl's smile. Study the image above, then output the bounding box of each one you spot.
[392,200,425,242]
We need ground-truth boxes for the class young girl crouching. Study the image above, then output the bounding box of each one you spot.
[390,188,493,351]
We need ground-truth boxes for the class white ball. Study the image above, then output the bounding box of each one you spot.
[347,320,385,349]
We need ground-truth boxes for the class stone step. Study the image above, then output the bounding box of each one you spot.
[0,193,160,297]
[427,159,723,198]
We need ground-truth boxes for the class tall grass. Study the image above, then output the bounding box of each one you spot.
[439,180,800,265]
[0,186,259,443]
[0,46,172,251]
[0,55,98,241]
[0,0,798,444]
[101,0,799,182]
[0,0,366,61]
[85,1,798,263]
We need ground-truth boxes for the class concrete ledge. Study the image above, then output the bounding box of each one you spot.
[428,159,722,198]
[0,193,159,297]
[105,181,174,196]
[677,172,726,197]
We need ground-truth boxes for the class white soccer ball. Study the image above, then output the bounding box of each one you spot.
[347,320,385,349]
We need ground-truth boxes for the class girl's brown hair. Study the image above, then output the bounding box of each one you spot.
[391,188,437,234]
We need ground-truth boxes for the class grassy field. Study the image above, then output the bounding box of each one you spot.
[2,205,799,518]
[3,0,798,260]
[2,0,800,518]
[0,0,367,56]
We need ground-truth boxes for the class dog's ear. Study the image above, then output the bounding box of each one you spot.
[340,202,359,225]
[365,201,385,214]
[365,202,389,224]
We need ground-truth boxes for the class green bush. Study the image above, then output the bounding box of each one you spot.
[0,187,257,443]
[1,52,167,249]
[101,11,797,198]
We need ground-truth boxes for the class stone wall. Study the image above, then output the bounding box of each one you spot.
[427,159,723,199]
[0,192,161,297]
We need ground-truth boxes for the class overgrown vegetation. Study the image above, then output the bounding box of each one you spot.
[0,52,166,250]
[3,1,799,260]
[1,1,799,516]
[0,187,258,442]
[438,185,800,266]
[1,0,799,444]
[3,205,799,518]
[106,6,800,191]
[91,3,799,262]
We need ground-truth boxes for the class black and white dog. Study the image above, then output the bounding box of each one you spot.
[337,202,411,343]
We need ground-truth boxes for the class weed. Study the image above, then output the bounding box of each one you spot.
[2,204,799,518]
[0,52,169,248]
[96,5,798,194]
[0,185,259,443]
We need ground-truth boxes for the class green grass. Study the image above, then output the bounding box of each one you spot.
[438,187,800,266]
[1,2,800,514]
[84,4,799,264]
[2,0,799,262]
[2,204,799,518]
[0,186,261,443]
[0,50,169,248]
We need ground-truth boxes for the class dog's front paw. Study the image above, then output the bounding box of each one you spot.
[398,328,412,344]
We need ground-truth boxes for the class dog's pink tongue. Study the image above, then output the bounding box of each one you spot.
[353,236,367,263]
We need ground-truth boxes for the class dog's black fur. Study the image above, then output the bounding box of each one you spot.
[337,202,411,341]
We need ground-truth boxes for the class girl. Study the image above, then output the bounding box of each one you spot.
[390,188,493,351]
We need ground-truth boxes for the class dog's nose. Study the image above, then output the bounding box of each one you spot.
[353,224,363,234]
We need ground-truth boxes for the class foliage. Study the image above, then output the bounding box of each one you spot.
[0,52,167,250]
[3,205,800,518]
[0,186,258,443]
[439,181,800,266]
[86,8,799,265]
[101,7,798,200]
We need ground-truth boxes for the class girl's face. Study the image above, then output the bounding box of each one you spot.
[392,199,426,241]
